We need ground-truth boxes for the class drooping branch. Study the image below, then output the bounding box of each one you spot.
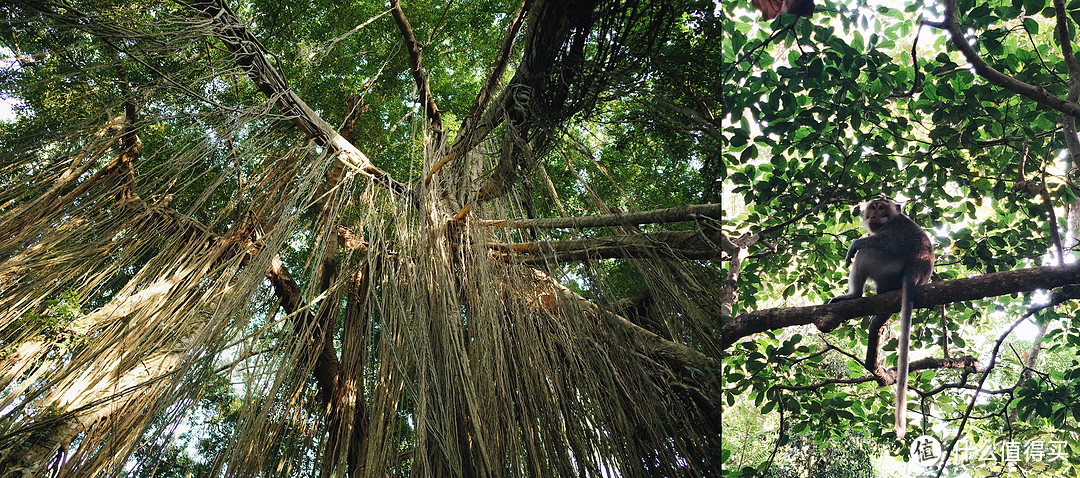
[265,255,342,405]
[927,0,1080,118]
[0,202,256,476]
[272,155,370,475]
[479,203,721,229]
[185,0,411,198]
[721,263,1080,348]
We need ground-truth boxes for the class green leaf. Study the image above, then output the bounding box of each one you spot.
[1024,0,1046,15]
[761,399,776,414]
[1023,17,1039,34]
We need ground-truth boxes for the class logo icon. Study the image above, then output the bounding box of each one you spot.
[911,435,943,468]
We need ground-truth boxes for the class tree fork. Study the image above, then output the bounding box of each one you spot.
[427,0,532,185]
[928,0,1080,119]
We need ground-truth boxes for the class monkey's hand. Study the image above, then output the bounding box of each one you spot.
[844,239,863,267]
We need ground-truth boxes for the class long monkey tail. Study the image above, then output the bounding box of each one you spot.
[895,273,916,441]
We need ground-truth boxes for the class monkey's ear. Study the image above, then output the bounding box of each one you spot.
[751,0,815,20]
[893,203,902,214]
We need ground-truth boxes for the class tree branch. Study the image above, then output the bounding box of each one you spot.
[909,355,979,374]
[265,256,341,406]
[1052,0,1080,253]
[930,0,1080,118]
[773,377,877,391]
[934,285,1078,477]
[467,0,594,208]
[389,0,442,136]
[479,203,721,229]
[775,355,978,391]
[1054,0,1080,90]
[491,228,722,263]
[721,263,1080,349]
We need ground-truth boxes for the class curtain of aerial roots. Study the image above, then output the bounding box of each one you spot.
[0,9,712,478]
[0,86,332,475]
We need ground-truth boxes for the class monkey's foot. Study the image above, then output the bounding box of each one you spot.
[828,294,855,304]
[871,366,897,386]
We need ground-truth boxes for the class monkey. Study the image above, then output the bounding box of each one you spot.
[752,0,815,21]
[829,198,934,441]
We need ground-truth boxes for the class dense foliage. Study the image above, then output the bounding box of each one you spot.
[722,0,1080,475]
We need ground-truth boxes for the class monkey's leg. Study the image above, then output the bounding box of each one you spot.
[864,313,891,385]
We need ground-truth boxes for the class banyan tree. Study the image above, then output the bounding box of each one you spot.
[0,1,721,476]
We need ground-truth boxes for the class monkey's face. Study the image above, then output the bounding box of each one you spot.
[862,199,899,233]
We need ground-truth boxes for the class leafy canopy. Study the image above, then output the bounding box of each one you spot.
[722,0,1080,475]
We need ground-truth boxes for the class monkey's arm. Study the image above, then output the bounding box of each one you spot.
[844,238,864,267]
[845,230,917,267]
[830,239,869,304]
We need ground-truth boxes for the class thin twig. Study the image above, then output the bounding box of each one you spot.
[935,293,1072,477]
